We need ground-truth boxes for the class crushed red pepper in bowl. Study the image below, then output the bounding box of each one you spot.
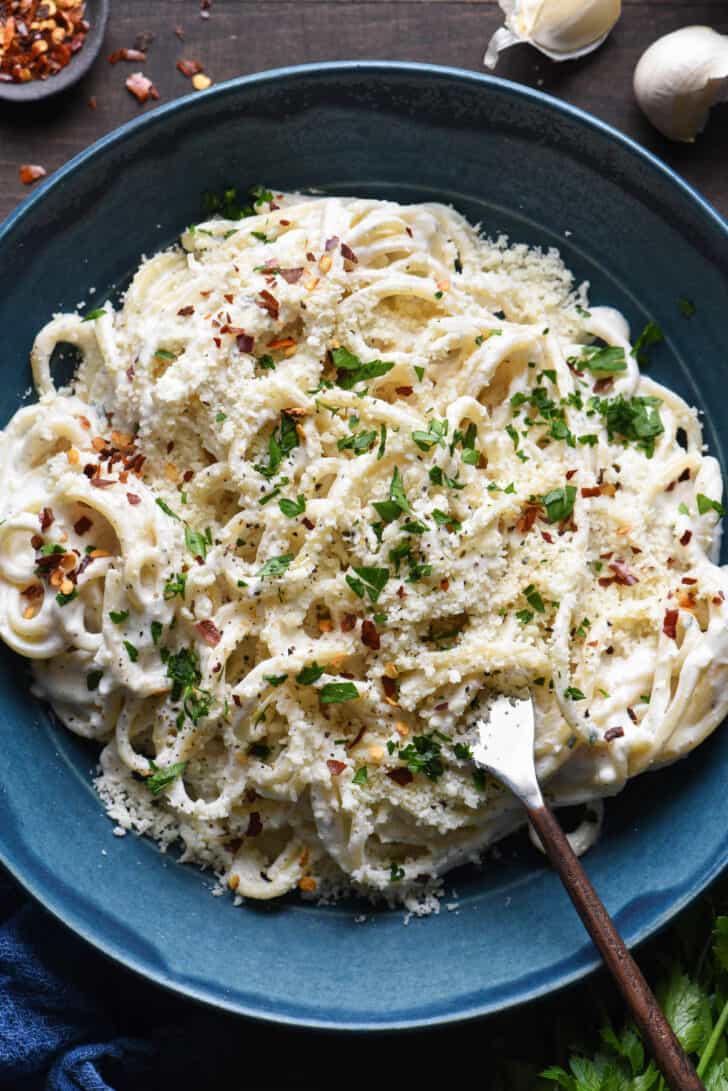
[0,0,89,84]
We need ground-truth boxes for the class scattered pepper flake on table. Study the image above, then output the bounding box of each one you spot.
[19,163,45,184]
[125,71,159,105]
[108,47,147,65]
[0,0,89,84]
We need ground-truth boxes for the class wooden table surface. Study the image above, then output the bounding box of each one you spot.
[1,1,727,223]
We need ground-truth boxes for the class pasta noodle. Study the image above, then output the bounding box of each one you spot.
[1,191,726,904]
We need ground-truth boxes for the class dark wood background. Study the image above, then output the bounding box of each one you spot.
[1,3,727,1084]
[0,1,727,222]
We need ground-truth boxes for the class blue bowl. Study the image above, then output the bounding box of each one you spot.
[1,62,727,1030]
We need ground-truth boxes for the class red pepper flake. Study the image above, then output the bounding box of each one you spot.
[19,164,46,185]
[200,0,212,18]
[195,619,222,647]
[73,515,92,536]
[22,583,43,601]
[361,620,380,650]
[341,243,358,263]
[176,58,203,78]
[604,726,624,742]
[581,486,601,498]
[663,609,678,640]
[541,531,554,544]
[439,577,450,591]
[280,267,304,284]
[256,290,279,320]
[681,577,697,585]
[395,386,413,397]
[236,332,254,354]
[126,366,135,382]
[714,593,726,605]
[246,811,262,837]
[679,467,691,482]
[516,504,541,534]
[567,361,585,378]
[626,706,638,724]
[88,96,97,110]
[340,613,357,632]
[387,768,413,786]
[90,478,115,488]
[301,517,315,530]
[593,377,613,394]
[39,507,54,531]
[177,305,194,317]
[406,227,413,237]
[382,676,398,701]
[213,336,221,349]
[30,533,43,550]
[679,530,692,546]
[175,24,185,39]
[126,493,141,505]
[565,469,578,481]
[609,561,638,586]
[125,72,159,104]
[223,293,234,305]
[327,759,346,777]
[109,48,147,64]
[183,469,194,482]
[324,236,340,252]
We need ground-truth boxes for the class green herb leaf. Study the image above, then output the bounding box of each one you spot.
[296,662,325,685]
[155,498,180,520]
[320,682,359,704]
[185,526,208,559]
[123,640,139,663]
[332,347,394,389]
[398,734,444,780]
[697,494,726,517]
[390,466,412,514]
[542,485,577,524]
[389,863,405,881]
[593,393,664,457]
[82,308,107,322]
[147,760,187,796]
[377,423,387,461]
[575,345,627,374]
[109,610,129,624]
[278,494,306,518]
[163,572,187,600]
[352,766,368,784]
[633,321,664,366]
[258,553,293,578]
[678,298,696,319]
[523,584,545,613]
[56,588,78,606]
[350,566,389,603]
[564,686,585,700]
[151,620,163,645]
[264,674,288,687]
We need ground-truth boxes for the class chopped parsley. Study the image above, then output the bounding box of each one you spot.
[155,498,180,520]
[632,321,664,366]
[257,353,276,370]
[398,734,444,780]
[515,609,534,625]
[254,412,300,479]
[337,429,378,455]
[56,588,78,606]
[146,760,187,796]
[346,565,389,604]
[82,307,106,322]
[414,366,425,382]
[151,621,163,645]
[697,494,726,517]
[264,674,288,687]
[320,682,359,704]
[296,663,325,685]
[251,230,271,243]
[332,346,394,390]
[352,766,368,785]
[542,485,577,524]
[164,646,212,724]
[163,572,187,600]
[523,584,545,613]
[592,394,664,457]
[278,494,306,518]
[678,297,696,318]
[564,686,586,700]
[154,348,178,361]
[573,345,627,375]
[123,640,139,663]
[389,466,412,514]
[453,742,472,761]
[185,526,209,560]
[389,863,405,882]
[412,418,447,452]
[109,610,129,624]
[257,554,293,579]
[215,411,227,423]
[377,423,387,460]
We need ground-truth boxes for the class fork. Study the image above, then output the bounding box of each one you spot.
[472,693,704,1091]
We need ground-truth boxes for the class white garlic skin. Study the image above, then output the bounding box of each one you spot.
[485,0,621,69]
[634,26,728,142]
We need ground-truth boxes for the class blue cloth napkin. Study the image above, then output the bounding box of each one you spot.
[0,866,333,1090]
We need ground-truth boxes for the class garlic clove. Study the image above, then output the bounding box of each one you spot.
[485,0,621,70]
[634,26,728,143]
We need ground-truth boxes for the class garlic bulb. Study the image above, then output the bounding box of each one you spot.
[634,26,728,143]
[484,0,621,70]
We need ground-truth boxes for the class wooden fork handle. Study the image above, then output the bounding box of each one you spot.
[526,802,705,1091]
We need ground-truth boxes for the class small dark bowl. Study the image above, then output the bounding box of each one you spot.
[0,0,108,103]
